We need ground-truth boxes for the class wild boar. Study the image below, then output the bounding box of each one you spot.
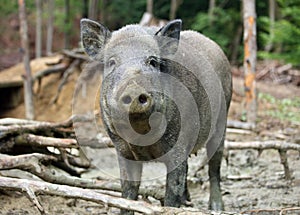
[80,18,232,214]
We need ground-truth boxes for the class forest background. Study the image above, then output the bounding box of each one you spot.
[1,0,300,70]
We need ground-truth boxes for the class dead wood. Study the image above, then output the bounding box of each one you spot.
[227,120,255,130]
[0,176,162,215]
[276,63,292,74]
[0,118,43,125]
[0,115,91,139]
[33,63,68,81]
[0,176,241,215]
[61,49,90,61]
[51,59,81,104]
[15,133,78,148]
[25,185,46,214]
[0,153,57,170]
[0,153,163,200]
[226,128,253,135]
[278,149,291,180]
[225,140,299,180]
[242,207,300,214]
[225,140,300,151]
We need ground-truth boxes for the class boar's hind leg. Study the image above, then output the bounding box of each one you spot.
[165,160,190,207]
[118,157,142,215]
[208,135,225,211]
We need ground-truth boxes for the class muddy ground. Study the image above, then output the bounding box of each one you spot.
[0,60,299,214]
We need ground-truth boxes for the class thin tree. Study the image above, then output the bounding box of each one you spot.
[265,0,276,51]
[35,0,42,58]
[46,0,54,55]
[208,0,216,26]
[242,0,257,123]
[18,0,35,120]
[64,0,70,49]
[170,0,183,20]
[88,0,99,20]
[147,0,153,14]
[100,0,107,24]
[82,0,88,18]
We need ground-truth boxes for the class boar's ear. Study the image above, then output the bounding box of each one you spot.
[80,19,111,59]
[155,19,182,56]
[155,19,181,40]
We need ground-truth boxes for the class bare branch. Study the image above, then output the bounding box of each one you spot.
[51,59,81,104]
[225,141,300,151]
[15,133,78,148]
[25,186,45,214]
[61,49,90,61]
[226,120,255,130]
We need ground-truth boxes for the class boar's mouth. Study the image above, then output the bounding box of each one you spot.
[128,110,153,135]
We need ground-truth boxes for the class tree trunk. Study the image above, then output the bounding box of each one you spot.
[46,0,54,55]
[264,0,276,51]
[88,0,99,20]
[230,25,243,64]
[147,0,153,14]
[99,0,107,24]
[170,0,176,20]
[208,0,216,26]
[82,0,88,18]
[243,0,257,124]
[64,0,70,49]
[35,0,42,58]
[170,0,182,20]
[18,0,35,120]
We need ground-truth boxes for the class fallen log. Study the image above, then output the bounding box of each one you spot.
[15,133,78,148]
[226,120,255,130]
[0,115,91,139]
[225,140,300,151]
[0,176,241,215]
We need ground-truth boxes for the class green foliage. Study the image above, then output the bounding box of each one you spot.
[258,0,300,66]
[106,0,146,29]
[258,92,300,123]
[0,1,18,17]
[1,0,300,66]
[191,7,241,56]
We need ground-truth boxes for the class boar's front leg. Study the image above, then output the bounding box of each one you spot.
[118,156,142,215]
[164,160,190,207]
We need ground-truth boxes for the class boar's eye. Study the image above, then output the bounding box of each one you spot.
[107,58,116,68]
[147,56,160,68]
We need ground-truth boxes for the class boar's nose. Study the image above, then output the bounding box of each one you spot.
[122,94,149,105]
[119,85,152,114]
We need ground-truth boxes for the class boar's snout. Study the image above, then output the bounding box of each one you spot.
[118,83,153,114]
